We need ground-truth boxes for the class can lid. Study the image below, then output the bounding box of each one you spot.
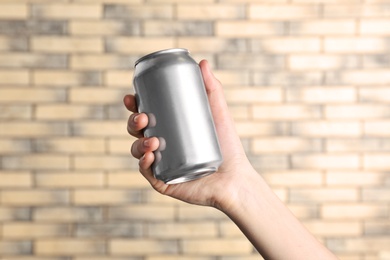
[134,48,189,67]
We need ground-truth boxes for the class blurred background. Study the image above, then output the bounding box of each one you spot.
[1,0,390,259]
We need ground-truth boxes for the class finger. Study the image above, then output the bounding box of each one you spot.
[123,94,138,113]
[139,152,167,191]
[199,60,223,95]
[127,113,148,138]
[131,137,159,159]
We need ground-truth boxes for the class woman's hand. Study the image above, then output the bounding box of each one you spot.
[123,60,253,210]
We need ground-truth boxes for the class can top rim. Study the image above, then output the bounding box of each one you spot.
[134,48,189,67]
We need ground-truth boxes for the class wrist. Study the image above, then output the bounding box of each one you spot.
[212,162,261,214]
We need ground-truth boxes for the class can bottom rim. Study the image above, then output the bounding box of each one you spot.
[163,166,217,185]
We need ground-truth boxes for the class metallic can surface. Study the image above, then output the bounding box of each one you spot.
[133,48,223,184]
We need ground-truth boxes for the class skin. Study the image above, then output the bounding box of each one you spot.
[124,60,338,259]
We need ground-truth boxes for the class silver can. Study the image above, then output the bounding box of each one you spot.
[133,48,223,184]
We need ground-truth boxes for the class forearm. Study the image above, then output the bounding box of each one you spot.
[219,167,337,260]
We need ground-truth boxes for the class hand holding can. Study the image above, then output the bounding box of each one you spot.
[133,49,223,184]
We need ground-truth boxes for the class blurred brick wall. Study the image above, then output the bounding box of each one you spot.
[0,0,390,259]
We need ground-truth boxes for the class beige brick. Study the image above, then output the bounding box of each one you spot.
[363,188,390,202]
[0,122,69,137]
[287,87,356,103]
[289,54,358,70]
[213,70,251,86]
[290,20,356,35]
[216,21,284,37]
[70,88,128,104]
[294,0,360,2]
[177,5,245,20]
[334,70,390,85]
[290,188,359,202]
[34,207,103,222]
[0,105,32,120]
[324,37,389,53]
[0,172,32,188]
[252,137,322,154]
[75,0,141,2]
[251,37,321,53]
[364,154,390,169]
[36,172,104,188]
[34,138,105,153]
[3,223,69,238]
[326,104,390,119]
[70,20,139,36]
[33,70,101,86]
[326,139,390,152]
[72,189,141,205]
[32,4,102,19]
[35,104,103,120]
[224,87,282,104]
[144,21,213,36]
[109,205,175,221]
[252,105,322,120]
[235,122,289,137]
[364,221,390,236]
[107,172,149,188]
[303,221,361,236]
[228,105,250,120]
[110,239,178,255]
[104,4,173,19]
[292,121,361,137]
[0,88,66,103]
[0,241,31,255]
[321,204,388,219]
[326,171,389,186]
[323,4,390,18]
[178,206,227,221]
[1,190,69,206]
[292,154,360,170]
[359,87,390,102]
[218,53,285,70]
[360,19,390,35]
[0,206,30,221]
[36,239,105,255]
[0,53,66,68]
[181,238,252,255]
[74,155,137,170]
[73,258,134,260]
[0,70,29,85]
[149,0,213,2]
[178,37,247,53]
[106,37,174,53]
[72,121,127,137]
[108,137,137,154]
[147,257,216,260]
[0,139,31,154]
[327,237,390,253]
[261,171,323,186]
[71,54,133,70]
[249,4,320,20]
[2,154,70,170]
[104,70,133,87]
[287,204,318,219]
[0,4,28,19]
[32,37,103,53]
[147,222,217,238]
[364,121,390,136]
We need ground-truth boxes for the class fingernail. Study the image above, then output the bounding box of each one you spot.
[133,114,140,123]
[144,139,150,147]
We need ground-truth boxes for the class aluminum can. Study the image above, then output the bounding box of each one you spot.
[133,48,223,184]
